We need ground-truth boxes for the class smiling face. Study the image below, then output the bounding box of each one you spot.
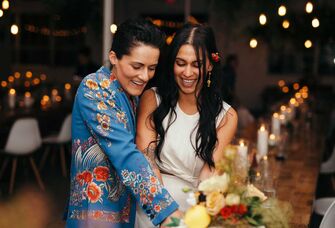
[174,44,212,96]
[109,43,160,96]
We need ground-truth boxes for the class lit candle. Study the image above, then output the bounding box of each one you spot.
[24,92,33,108]
[271,112,280,136]
[268,133,276,146]
[257,124,269,157]
[51,89,58,103]
[64,83,72,100]
[8,88,16,109]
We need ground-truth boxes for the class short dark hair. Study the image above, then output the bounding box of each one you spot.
[111,19,165,59]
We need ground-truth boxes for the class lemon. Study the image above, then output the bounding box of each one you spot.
[184,205,211,228]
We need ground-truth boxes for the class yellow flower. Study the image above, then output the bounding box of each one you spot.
[184,205,211,228]
[97,101,108,110]
[225,193,240,206]
[100,79,110,89]
[205,191,225,215]
[85,79,99,90]
[198,173,230,193]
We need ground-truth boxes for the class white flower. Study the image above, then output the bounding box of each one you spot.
[245,184,267,201]
[198,173,230,193]
[206,191,225,215]
[225,193,240,206]
[186,192,197,206]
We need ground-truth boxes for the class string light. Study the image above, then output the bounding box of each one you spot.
[249,38,258,48]
[278,5,287,16]
[0,9,3,17]
[304,40,312,48]
[259,14,267,25]
[24,24,87,37]
[11,24,19,35]
[312,18,320,28]
[2,0,9,10]
[305,2,313,13]
[282,20,290,29]
[110,24,117,34]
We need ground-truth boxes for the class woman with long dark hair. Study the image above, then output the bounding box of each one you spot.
[135,23,238,227]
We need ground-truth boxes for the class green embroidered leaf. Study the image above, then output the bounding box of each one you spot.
[165,217,181,227]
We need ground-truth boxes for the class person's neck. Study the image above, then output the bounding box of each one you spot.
[178,93,198,115]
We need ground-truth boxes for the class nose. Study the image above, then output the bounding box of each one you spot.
[183,65,193,78]
[139,68,150,82]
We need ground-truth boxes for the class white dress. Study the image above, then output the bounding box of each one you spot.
[135,88,231,228]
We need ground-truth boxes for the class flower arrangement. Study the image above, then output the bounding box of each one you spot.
[167,145,292,228]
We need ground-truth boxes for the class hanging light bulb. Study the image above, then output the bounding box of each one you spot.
[2,0,9,10]
[259,14,267,25]
[110,24,117,34]
[304,40,312,48]
[0,9,3,17]
[282,20,290,29]
[312,18,320,28]
[305,2,313,13]
[249,38,258,48]
[278,5,286,16]
[11,24,19,35]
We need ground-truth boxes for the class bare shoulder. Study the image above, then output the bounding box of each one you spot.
[219,106,238,128]
[138,89,158,113]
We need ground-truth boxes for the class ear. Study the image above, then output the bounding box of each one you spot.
[109,51,118,65]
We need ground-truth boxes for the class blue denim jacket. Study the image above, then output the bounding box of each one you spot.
[65,67,178,227]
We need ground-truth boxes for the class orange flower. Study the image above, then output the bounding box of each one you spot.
[76,170,93,185]
[150,176,157,184]
[154,205,161,212]
[93,210,104,219]
[94,166,110,182]
[87,182,102,203]
[85,79,99,90]
[150,186,157,194]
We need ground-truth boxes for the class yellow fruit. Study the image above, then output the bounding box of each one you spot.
[184,205,211,228]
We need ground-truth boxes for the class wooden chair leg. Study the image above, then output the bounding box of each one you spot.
[9,158,17,194]
[39,146,50,170]
[0,157,9,180]
[29,157,45,191]
[60,145,67,177]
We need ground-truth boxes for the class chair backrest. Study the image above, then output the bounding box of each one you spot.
[5,118,42,155]
[320,200,335,228]
[57,113,72,143]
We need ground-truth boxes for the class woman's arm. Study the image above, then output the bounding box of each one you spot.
[199,107,238,181]
[136,89,163,183]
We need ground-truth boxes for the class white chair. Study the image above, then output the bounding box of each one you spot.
[314,197,335,216]
[320,145,335,174]
[0,118,45,194]
[39,114,71,177]
[320,199,335,228]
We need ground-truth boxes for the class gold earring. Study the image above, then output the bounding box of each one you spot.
[207,71,212,87]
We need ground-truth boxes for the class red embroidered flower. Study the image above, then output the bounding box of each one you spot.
[211,52,220,62]
[93,210,104,219]
[150,186,157,194]
[76,171,93,185]
[237,204,248,215]
[150,176,157,184]
[154,205,161,212]
[220,206,232,219]
[94,166,110,182]
[87,182,102,203]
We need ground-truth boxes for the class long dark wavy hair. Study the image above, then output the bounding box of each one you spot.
[152,23,225,168]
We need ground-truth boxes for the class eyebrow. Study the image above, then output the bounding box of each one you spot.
[175,57,203,62]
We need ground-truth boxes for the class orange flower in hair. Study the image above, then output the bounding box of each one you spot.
[211,52,220,62]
